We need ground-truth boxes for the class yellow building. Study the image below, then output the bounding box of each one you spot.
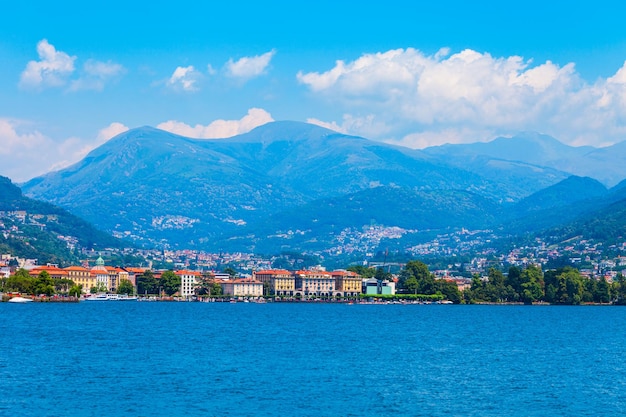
[331,270,362,297]
[254,269,295,296]
[64,266,95,293]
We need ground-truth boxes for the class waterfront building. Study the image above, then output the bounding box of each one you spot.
[176,270,202,298]
[363,278,396,295]
[106,267,128,293]
[220,279,263,297]
[253,269,295,296]
[90,257,109,291]
[64,266,95,292]
[294,270,335,297]
[29,265,69,280]
[331,270,362,297]
[124,267,147,288]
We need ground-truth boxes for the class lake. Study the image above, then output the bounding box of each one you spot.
[1,302,624,416]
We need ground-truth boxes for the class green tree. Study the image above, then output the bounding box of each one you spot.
[54,278,75,294]
[69,284,83,297]
[399,260,435,294]
[520,265,544,304]
[117,279,134,295]
[160,270,181,296]
[33,270,55,296]
[614,273,626,305]
[595,276,611,304]
[404,276,419,294]
[90,282,107,294]
[4,268,34,293]
[137,270,158,295]
[223,267,238,278]
[195,273,222,297]
[346,265,376,278]
[505,266,523,301]
[484,268,510,302]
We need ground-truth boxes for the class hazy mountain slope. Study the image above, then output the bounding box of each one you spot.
[22,121,623,253]
[500,176,609,233]
[22,122,506,250]
[0,176,122,265]
[424,132,626,187]
[243,186,500,252]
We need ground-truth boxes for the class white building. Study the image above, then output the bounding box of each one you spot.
[220,279,263,297]
[176,270,202,298]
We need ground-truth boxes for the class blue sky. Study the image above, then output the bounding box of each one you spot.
[1,0,626,181]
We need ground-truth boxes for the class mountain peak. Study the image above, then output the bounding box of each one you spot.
[230,120,353,143]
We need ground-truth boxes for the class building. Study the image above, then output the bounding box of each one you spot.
[294,270,335,297]
[90,257,109,292]
[331,270,362,297]
[220,279,263,297]
[176,270,202,298]
[64,266,95,293]
[253,269,295,296]
[363,278,396,295]
[106,267,129,293]
[124,267,148,288]
[29,265,69,280]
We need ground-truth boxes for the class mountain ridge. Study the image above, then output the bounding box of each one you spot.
[20,121,626,253]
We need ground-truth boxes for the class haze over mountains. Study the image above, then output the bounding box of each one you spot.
[20,121,626,253]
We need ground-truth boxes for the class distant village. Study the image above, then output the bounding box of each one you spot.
[3,208,626,300]
[0,256,398,299]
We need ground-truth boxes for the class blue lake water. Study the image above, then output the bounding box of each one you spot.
[1,302,625,416]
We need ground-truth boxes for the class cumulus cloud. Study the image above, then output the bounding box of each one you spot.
[157,108,274,138]
[69,60,125,91]
[306,118,348,134]
[167,66,201,92]
[0,119,125,182]
[19,39,76,89]
[298,48,626,147]
[225,50,275,80]
[97,122,129,141]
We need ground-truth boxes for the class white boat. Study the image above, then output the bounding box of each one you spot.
[8,296,33,303]
[85,294,138,301]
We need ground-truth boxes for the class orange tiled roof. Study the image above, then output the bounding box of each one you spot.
[255,269,292,275]
[64,266,89,271]
[175,270,202,276]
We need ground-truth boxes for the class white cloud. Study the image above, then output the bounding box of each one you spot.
[0,120,132,182]
[157,108,274,138]
[306,118,348,134]
[298,48,626,147]
[167,66,201,92]
[70,60,125,91]
[19,39,76,89]
[306,114,390,138]
[97,122,129,141]
[225,50,275,80]
[0,119,48,156]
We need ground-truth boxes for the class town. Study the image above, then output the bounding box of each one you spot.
[3,208,626,304]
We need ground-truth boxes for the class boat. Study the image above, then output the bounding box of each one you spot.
[8,296,33,303]
[84,294,138,301]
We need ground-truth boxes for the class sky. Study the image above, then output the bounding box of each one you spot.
[1,0,626,182]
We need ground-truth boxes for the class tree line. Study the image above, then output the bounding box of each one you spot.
[464,265,626,305]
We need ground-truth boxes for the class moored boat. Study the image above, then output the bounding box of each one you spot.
[84,294,138,301]
[8,296,33,303]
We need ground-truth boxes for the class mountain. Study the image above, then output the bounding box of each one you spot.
[501,176,609,233]
[23,122,506,251]
[0,176,122,265]
[20,121,626,254]
[423,132,626,187]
